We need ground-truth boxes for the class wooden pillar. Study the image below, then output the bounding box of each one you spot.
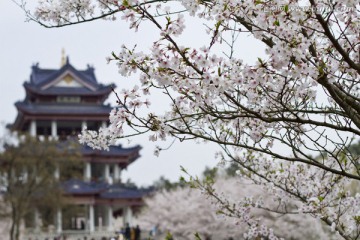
[89,205,95,232]
[84,162,91,181]
[123,206,133,226]
[106,205,113,231]
[54,165,60,180]
[34,208,40,232]
[82,121,87,130]
[51,120,57,139]
[56,209,62,234]
[113,164,121,183]
[30,120,37,137]
[22,167,28,182]
[104,164,110,184]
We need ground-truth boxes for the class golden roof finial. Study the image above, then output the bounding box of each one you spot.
[60,48,66,67]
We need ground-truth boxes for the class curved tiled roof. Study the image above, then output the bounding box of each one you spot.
[15,102,113,116]
[62,179,151,199]
[28,60,114,98]
[31,61,98,87]
[30,67,57,85]
[24,83,113,96]
[100,186,151,199]
[62,179,108,195]
[82,145,142,157]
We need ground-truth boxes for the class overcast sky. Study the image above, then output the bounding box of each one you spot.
[0,0,265,186]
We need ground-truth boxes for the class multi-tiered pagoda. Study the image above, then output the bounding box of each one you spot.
[11,56,147,238]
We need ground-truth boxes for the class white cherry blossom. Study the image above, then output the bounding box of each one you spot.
[26,0,360,238]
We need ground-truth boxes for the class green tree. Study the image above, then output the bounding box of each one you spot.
[152,175,186,191]
[202,166,218,179]
[0,135,82,240]
[348,141,360,157]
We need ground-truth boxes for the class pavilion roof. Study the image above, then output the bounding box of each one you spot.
[63,179,108,195]
[31,58,96,86]
[82,145,142,158]
[62,179,152,200]
[26,58,114,98]
[15,102,113,116]
[24,83,113,97]
[100,185,151,199]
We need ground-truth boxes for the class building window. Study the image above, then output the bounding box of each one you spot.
[57,96,81,103]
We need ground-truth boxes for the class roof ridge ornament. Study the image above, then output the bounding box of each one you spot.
[60,48,66,67]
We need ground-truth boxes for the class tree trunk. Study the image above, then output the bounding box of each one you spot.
[9,207,16,240]
[10,207,21,240]
[14,217,20,240]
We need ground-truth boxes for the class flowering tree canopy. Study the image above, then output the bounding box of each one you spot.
[23,0,360,239]
[136,176,333,239]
